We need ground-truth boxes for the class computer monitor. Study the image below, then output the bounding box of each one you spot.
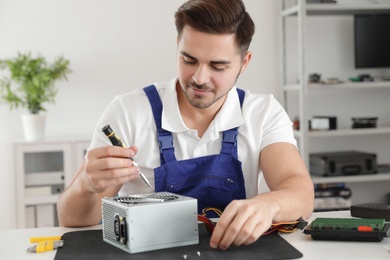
[354,14,390,69]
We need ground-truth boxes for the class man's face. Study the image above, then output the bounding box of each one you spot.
[176,25,251,109]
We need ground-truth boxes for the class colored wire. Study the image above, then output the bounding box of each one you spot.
[198,207,308,236]
[264,218,308,235]
[198,207,221,234]
[198,215,216,234]
[202,207,223,217]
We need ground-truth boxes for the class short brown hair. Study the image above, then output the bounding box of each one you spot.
[175,0,255,57]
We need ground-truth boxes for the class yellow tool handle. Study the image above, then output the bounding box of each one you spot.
[30,236,62,243]
[36,240,54,253]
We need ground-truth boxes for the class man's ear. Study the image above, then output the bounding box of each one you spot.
[176,35,182,46]
[240,51,252,74]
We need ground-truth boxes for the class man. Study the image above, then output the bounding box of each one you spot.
[57,0,314,250]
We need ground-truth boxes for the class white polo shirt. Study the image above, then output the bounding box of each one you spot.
[88,77,297,198]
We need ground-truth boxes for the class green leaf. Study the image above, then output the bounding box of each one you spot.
[0,52,71,114]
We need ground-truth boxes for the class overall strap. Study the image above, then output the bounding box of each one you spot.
[220,88,245,158]
[144,85,245,163]
[143,85,176,165]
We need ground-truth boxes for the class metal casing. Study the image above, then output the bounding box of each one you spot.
[310,151,377,176]
[102,192,198,253]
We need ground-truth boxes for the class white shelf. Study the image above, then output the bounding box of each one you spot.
[309,81,390,89]
[281,5,300,17]
[312,172,390,184]
[14,139,90,228]
[281,3,390,17]
[284,81,390,91]
[280,0,390,205]
[25,171,64,186]
[25,194,60,206]
[294,127,390,138]
[283,84,301,91]
[306,3,390,15]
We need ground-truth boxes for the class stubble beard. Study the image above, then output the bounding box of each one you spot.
[182,81,220,109]
[182,75,240,109]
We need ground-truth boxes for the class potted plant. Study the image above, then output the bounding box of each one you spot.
[0,52,71,140]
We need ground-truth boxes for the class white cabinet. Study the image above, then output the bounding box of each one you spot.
[14,138,90,228]
[280,0,390,205]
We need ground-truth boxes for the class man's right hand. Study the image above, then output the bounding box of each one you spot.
[57,145,142,227]
[80,145,141,194]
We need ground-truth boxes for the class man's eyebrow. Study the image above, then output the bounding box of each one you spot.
[180,51,231,65]
[180,51,197,61]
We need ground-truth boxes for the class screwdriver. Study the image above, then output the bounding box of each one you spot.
[102,124,153,189]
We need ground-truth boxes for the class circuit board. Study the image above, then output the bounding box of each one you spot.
[304,218,390,242]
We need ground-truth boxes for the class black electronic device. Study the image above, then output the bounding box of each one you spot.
[310,151,377,177]
[304,218,390,242]
[354,13,390,69]
[352,117,378,129]
[350,203,390,221]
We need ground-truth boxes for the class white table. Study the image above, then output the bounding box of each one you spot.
[0,211,389,260]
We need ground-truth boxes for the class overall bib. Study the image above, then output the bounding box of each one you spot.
[144,85,246,215]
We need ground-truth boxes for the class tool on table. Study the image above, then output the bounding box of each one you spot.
[27,236,64,253]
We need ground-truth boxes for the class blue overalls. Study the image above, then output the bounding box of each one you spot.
[144,85,246,215]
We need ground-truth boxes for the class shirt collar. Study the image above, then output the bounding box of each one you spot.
[162,78,244,133]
